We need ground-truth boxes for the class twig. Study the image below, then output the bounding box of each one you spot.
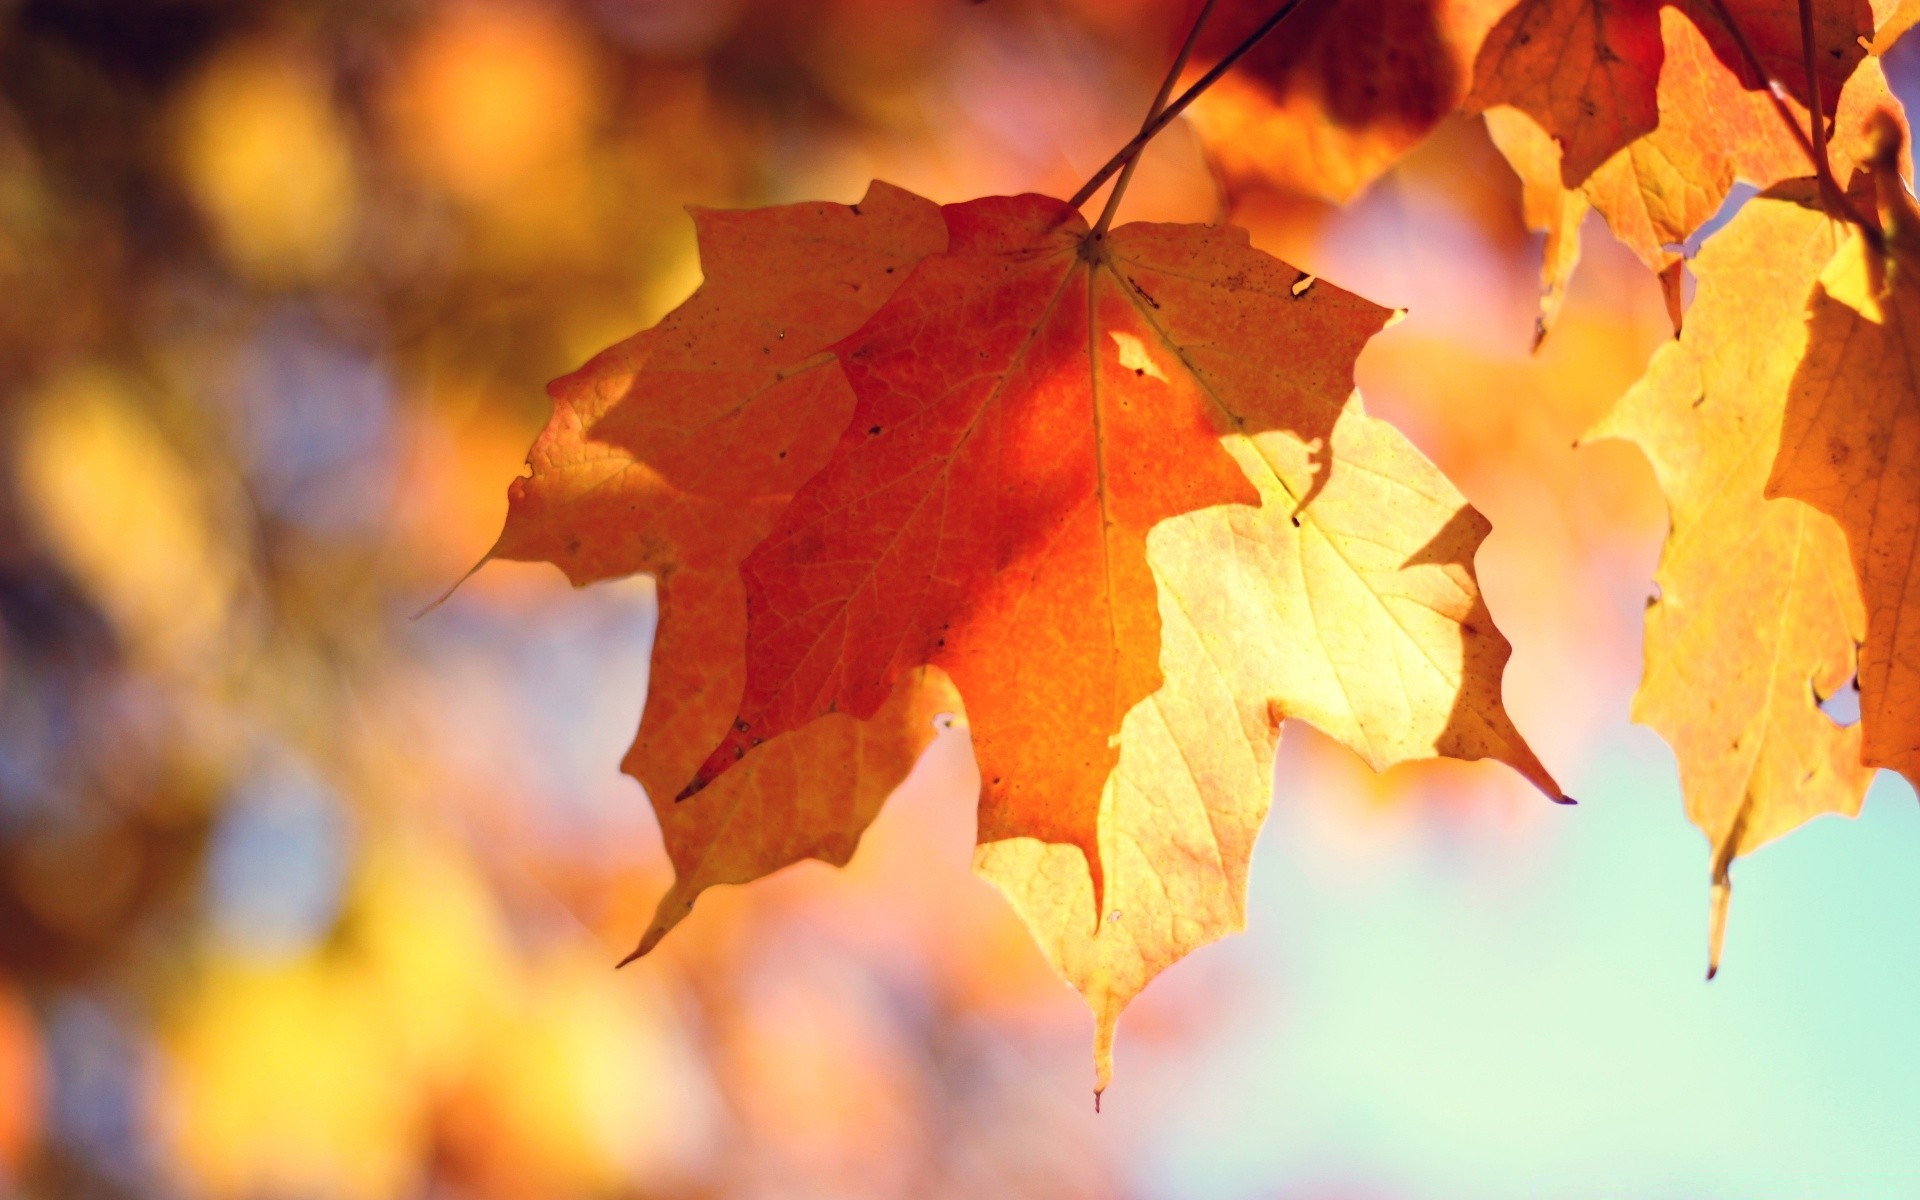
[1066,0,1305,211]
[1091,0,1220,237]
[1799,0,1831,173]
[1701,0,1873,232]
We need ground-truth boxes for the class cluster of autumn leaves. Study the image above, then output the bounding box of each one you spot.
[479,0,1920,1093]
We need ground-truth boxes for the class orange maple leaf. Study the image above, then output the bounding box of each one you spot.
[1769,113,1920,790]
[981,391,1560,1094]
[1486,7,1902,342]
[485,177,1562,1087]
[1466,0,1871,190]
[484,181,961,956]
[1595,186,1872,974]
[683,192,1395,907]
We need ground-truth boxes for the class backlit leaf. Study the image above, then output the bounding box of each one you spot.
[687,193,1393,907]
[979,394,1561,1094]
[1595,189,1872,973]
[1768,115,1920,790]
[487,181,959,956]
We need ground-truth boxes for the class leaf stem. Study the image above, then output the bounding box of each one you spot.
[1066,0,1305,212]
[1799,0,1831,176]
[1700,0,1873,233]
[1091,0,1220,238]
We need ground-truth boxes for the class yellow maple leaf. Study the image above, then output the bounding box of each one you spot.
[1595,189,1873,974]
[1768,112,1920,791]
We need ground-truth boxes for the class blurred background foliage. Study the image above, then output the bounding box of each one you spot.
[2,0,1916,1197]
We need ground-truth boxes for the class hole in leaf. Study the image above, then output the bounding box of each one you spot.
[1815,673,1861,727]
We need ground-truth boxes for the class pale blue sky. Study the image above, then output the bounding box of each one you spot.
[1135,736,1920,1199]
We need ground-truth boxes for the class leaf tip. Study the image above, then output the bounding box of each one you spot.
[413,548,495,620]
[618,920,672,967]
[1708,872,1731,982]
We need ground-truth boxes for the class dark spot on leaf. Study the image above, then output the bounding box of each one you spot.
[868,425,882,435]
[735,720,751,733]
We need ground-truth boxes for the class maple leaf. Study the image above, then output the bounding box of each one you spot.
[1593,187,1872,974]
[481,156,1561,1087]
[1869,0,1920,51]
[1180,0,1510,203]
[1465,0,1873,190]
[682,192,1397,907]
[977,393,1561,1095]
[1485,6,1901,341]
[484,181,962,956]
[1483,106,1591,342]
[1768,114,1920,790]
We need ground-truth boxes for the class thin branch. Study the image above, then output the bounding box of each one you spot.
[1091,0,1220,237]
[1701,0,1873,232]
[1067,0,1305,211]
